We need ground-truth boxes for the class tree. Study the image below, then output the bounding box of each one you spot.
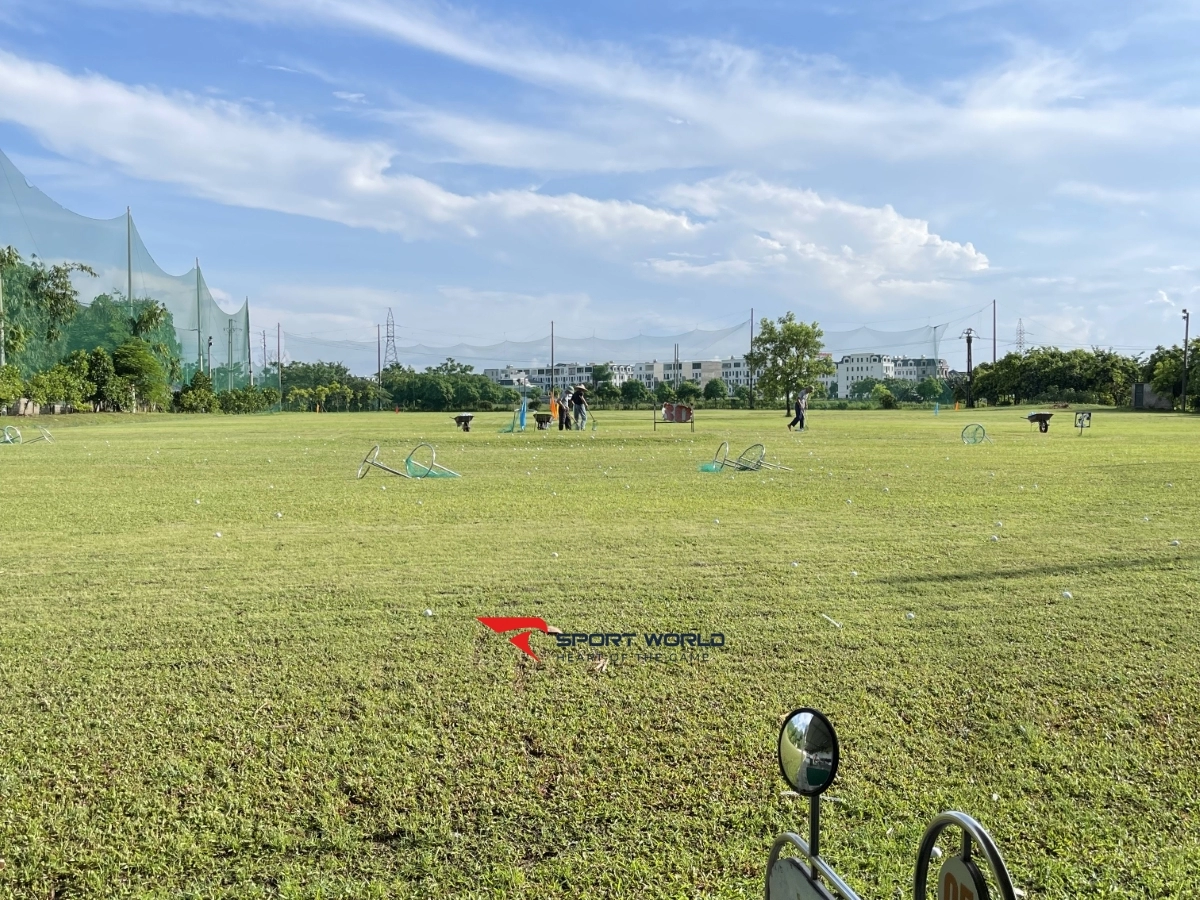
[0,364,21,406]
[621,379,649,408]
[591,363,614,389]
[915,376,944,403]
[114,338,170,410]
[0,246,97,373]
[745,313,835,410]
[703,378,728,403]
[87,348,125,411]
[654,381,675,404]
[871,383,897,409]
[596,381,620,407]
[676,379,702,403]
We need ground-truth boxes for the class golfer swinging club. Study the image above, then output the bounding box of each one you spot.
[788,386,811,431]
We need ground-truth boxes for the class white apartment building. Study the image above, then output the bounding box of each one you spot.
[837,354,895,396]
[721,357,752,391]
[523,362,633,393]
[634,360,664,387]
[482,366,529,387]
[893,357,949,381]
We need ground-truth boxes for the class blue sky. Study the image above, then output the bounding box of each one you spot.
[1,0,1198,369]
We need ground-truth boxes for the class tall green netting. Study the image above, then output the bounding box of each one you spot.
[0,149,251,387]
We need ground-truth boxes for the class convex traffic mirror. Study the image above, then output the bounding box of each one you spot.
[778,707,839,796]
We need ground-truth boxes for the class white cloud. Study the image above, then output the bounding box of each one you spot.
[645,175,988,309]
[97,0,1200,174]
[0,51,694,241]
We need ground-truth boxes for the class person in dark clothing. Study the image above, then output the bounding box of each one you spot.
[570,384,589,430]
[788,387,811,431]
[556,388,571,430]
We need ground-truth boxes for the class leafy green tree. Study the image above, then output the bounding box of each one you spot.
[0,364,22,406]
[745,313,835,410]
[915,376,944,402]
[596,381,620,407]
[733,385,751,404]
[427,358,474,376]
[0,246,97,373]
[676,379,702,403]
[591,363,614,389]
[871,383,897,409]
[454,380,481,410]
[654,381,675,404]
[86,347,125,411]
[621,379,649,408]
[114,338,170,410]
[703,378,728,403]
[177,368,219,413]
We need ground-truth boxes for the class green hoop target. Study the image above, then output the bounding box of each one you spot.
[961,424,988,445]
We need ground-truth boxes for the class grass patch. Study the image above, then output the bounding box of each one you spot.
[0,408,1197,898]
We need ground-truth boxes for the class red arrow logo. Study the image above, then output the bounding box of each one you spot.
[478,616,552,661]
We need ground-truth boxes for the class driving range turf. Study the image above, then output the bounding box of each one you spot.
[0,408,1197,899]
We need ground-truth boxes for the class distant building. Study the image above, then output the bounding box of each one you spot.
[893,357,949,381]
[483,366,529,387]
[1132,382,1173,410]
[524,362,632,393]
[834,353,948,397]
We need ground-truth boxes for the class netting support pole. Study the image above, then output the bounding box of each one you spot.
[246,300,253,387]
[992,299,997,364]
[749,307,755,409]
[196,260,202,373]
[126,207,133,325]
[277,323,282,408]
[0,262,6,369]
[376,323,381,412]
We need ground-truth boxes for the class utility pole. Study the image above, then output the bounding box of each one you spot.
[261,330,268,383]
[962,328,975,408]
[1183,308,1191,414]
[207,336,213,378]
[376,323,382,411]
[277,324,282,405]
[550,320,555,399]
[992,299,997,364]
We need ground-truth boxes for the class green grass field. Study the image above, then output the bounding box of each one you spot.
[1,408,1197,899]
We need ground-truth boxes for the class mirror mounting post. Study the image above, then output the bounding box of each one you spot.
[809,794,821,877]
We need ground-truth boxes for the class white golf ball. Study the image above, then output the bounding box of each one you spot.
[214,532,222,538]
[905,612,915,620]
[424,609,433,617]
[551,552,559,558]
[714,519,720,525]
[195,499,201,505]
[274,512,282,518]
[1170,539,1181,547]
[850,570,858,577]
[1062,591,1073,599]
[990,535,999,542]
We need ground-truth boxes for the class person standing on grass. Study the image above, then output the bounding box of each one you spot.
[571,384,589,430]
[557,387,571,430]
[788,386,811,431]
